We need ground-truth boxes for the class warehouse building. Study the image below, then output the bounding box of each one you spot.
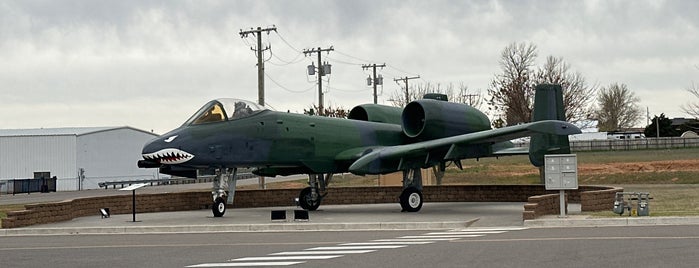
[0,127,160,192]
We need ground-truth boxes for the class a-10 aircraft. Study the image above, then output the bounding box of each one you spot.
[138,84,580,217]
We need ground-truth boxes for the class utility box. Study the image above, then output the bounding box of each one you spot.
[544,154,578,190]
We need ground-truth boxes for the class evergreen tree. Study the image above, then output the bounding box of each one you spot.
[644,113,679,137]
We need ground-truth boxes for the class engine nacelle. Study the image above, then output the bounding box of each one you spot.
[348,104,402,124]
[401,99,491,140]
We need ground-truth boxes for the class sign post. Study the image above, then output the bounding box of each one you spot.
[544,154,578,218]
[120,183,148,222]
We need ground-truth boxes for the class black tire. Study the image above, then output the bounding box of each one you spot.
[400,187,423,212]
[212,197,226,217]
[299,187,321,211]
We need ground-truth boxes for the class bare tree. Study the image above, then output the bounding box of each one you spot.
[533,56,597,124]
[681,65,699,117]
[304,103,348,118]
[681,81,699,118]
[488,43,597,127]
[388,82,482,108]
[487,42,537,126]
[596,83,643,131]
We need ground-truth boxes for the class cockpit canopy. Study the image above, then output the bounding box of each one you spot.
[184,98,266,126]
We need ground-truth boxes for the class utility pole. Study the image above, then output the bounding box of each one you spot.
[303,46,334,115]
[239,25,277,107]
[394,76,420,105]
[464,94,478,106]
[362,63,386,104]
[239,25,276,190]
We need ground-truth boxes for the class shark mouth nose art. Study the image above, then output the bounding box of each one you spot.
[142,148,194,164]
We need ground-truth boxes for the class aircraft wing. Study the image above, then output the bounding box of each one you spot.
[347,120,580,175]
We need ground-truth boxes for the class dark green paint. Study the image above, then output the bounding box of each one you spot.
[139,86,581,178]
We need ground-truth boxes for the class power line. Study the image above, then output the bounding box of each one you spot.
[325,56,363,66]
[326,85,371,93]
[387,64,420,77]
[268,48,305,66]
[264,72,315,93]
[273,30,303,54]
[334,50,373,64]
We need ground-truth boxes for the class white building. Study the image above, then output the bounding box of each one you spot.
[0,127,160,191]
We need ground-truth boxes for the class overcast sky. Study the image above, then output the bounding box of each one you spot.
[2,0,698,134]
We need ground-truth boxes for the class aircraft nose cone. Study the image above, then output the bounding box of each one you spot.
[140,132,195,165]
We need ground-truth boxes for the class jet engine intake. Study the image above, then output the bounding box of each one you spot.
[401,99,491,140]
[348,104,402,124]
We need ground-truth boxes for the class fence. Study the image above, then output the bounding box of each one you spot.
[514,137,699,152]
[1,177,57,195]
[570,137,699,151]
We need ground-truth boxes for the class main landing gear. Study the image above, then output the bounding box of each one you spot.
[298,173,333,211]
[211,168,237,217]
[400,168,424,212]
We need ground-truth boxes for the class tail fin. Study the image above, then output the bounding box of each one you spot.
[529,84,572,166]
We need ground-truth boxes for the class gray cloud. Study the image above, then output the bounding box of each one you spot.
[1,0,698,133]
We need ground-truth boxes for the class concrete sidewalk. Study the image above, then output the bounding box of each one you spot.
[4,180,699,236]
[3,201,699,236]
[1,202,526,236]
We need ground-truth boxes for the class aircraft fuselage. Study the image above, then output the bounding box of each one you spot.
[142,110,406,176]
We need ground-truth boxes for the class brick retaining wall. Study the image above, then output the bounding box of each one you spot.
[1,185,620,228]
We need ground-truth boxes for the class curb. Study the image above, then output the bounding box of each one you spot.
[0,219,478,236]
[524,216,699,228]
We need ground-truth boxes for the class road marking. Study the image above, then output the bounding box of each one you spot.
[188,229,520,268]
[187,262,304,267]
[232,256,341,261]
[340,241,433,245]
[425,231,506,235]
[452,236,699,243]
[373,238,460,242]
[454,227,528,231]
[399,235,484,239]
[306,245,407,250]
[270,250,375,255]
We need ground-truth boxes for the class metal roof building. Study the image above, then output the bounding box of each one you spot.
[0,126,160,191]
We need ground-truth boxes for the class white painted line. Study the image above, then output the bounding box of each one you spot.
[455,227,528,231]
[187,261,304,267]
[399,235,483,239]
[306,245,407,250]
[340,241,433,245]
[270,250,375,255]
[373,238,460,242]
[425,231,506,235]
[233,256,341,261]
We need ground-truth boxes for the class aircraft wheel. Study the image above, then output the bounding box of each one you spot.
[299,187,321,211]
[212,197,226,217]
[400,187,423,212]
